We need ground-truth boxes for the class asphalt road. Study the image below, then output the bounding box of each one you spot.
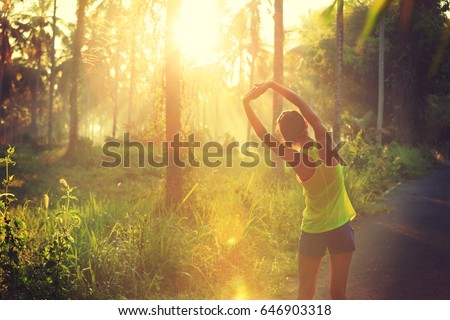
[311,165,450,299]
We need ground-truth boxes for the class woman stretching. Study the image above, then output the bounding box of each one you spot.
[243,81,356,300]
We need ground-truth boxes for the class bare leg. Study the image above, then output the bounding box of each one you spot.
[329,252,353,299]
[298,254,322,299]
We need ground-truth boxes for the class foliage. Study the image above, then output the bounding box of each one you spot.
[424,94,450,158]
[0,147,81,298]
[0,146,24,298]
[0,140,437,298]
[1,0,449,157]
[287,0,450,153]
[341,133,436,212]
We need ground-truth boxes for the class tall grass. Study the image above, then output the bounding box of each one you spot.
[341,134,437,213]
[0,138,437,299]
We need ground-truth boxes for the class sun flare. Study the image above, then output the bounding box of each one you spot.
[174,0,220,64]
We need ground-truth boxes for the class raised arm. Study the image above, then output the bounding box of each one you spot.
[244,81,337,167]
[242,85,315,180]
[242,85,269,140]
[267,81,328,139]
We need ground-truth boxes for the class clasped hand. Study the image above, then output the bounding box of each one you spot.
[243,81,273,105]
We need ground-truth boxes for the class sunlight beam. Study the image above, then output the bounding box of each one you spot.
[174,0,220,65]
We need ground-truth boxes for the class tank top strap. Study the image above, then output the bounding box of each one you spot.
[300,140,320,155]
[299,141,323,168]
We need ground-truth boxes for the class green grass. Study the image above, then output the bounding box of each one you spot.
[0,138,437,299]
[341,135,437,213]
[1,145,303,299]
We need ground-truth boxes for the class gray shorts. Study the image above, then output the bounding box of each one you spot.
[298,221,356,257]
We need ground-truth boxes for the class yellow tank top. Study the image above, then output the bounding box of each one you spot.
[297,145,356,233]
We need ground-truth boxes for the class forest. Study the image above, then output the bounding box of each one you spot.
[0,0,449,299]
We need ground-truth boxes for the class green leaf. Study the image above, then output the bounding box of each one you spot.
[69,209,79,215]
[71,216,81,228]
[14,218,25,228]
[7,146,15,155]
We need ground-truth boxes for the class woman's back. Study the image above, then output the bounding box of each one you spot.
[298,146,356,233]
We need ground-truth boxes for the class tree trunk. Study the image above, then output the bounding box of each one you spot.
[112,49,119,139]
[0,7,12,118]
[165,0,182,207]
[376,14,385,144]
[272,0,283,131]
[273,0,284,174]
[334,0,344,142]
[48,0,57,148]
[128,41,136,132]
[66,0,87,158]
[247,0,260,141]
[0,29,9,110]
[30,35,42,139]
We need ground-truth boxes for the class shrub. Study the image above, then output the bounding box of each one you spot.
[341,133,436,213]
[0,147,81,298]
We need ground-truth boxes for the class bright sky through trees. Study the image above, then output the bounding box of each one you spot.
[175,0,331,63]
[175,0,221,64]
[14,0,331,64]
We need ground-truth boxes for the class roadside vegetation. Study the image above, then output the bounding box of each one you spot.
[0,137,437,299]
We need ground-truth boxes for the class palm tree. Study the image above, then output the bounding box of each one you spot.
[66,0,87,158]
[334,0,344,141]
[376,13,385,144]
[127,0,148,131]
[165,0,182,206]
[355,0,393,143]
[0,13,13,108]
[0,2,26,109]
[322,0,344,141]
[28,1,53,138]
[247,0,260,141]
[273,0,284,175]
[272,0,283,132]
[48,0,57,148]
